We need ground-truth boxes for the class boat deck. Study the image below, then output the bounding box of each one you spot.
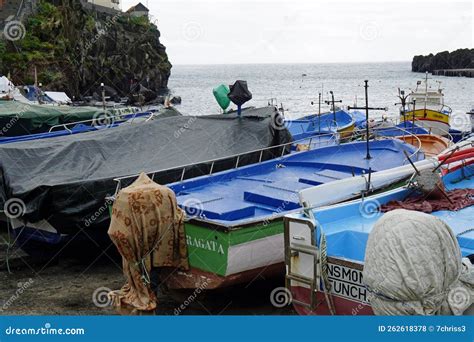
[170,139,423,227]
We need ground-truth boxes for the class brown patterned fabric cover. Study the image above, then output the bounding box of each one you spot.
[108,173,189,311]
[382,189,474,213]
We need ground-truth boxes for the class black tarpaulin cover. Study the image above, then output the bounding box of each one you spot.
[228,80,253,107]
[0,106,291,234]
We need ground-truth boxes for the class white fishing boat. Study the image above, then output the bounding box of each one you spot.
[400,72,452,136]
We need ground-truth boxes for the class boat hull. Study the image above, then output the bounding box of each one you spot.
[338,123,356,139]
[401,109,450,136]
[290,257,373,315]
[285,166,474,315]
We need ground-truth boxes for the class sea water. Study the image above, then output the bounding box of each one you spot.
[168,62,474,130]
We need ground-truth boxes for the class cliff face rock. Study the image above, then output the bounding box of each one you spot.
[412,49,474,73]
[0,0,171,99]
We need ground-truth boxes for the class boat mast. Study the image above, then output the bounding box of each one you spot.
[318,92,322,133]
[396,89,409,130]
[424,71,429,114]
[325,91,342,127]
[348,80,387,160]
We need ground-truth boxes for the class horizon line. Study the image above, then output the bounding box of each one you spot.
[170,60,412,66]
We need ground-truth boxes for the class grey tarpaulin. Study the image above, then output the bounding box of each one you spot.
[0,106,292,234]
[363,210,474,315]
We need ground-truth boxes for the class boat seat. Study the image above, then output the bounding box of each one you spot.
[234,176,274,184]
[298,168,358,186]
[178,194,256,221]
[243,184,301,209]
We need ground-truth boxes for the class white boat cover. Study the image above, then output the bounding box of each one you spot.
[0,76,13,95]
[363,209,474,315]
[44,91,72,104]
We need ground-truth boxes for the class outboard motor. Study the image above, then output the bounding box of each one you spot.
[228,80,252,116]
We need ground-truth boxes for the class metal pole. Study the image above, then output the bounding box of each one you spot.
[318,92,321,133]
[101,83,106,111]
[330,91,336,123]
[412,99,416,129]
[364,80,371,160]
[400,90,407,130]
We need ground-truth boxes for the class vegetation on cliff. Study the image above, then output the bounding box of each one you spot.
[0,0,171,99]
[412,48,474,73]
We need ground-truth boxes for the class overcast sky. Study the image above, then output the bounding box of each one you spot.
[122,0,473,65]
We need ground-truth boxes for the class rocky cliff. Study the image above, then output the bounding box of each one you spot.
[0,0,171,100]
[412,49,474,73]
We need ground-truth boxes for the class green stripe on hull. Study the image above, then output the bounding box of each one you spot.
[228,221,282,246]
[185,223,229,276]
[185,220,283,276]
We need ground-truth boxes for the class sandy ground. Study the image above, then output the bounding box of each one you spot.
[0,229,295,316]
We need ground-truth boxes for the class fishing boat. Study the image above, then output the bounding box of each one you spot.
[400,73,452,136]
[0,108,179,145]
[293,110,356,140]
[106,138,424,290]
[284,164,474,315]
[394,134,452,157]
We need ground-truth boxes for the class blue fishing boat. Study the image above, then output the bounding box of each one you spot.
[289,110,356,140]
[0,109,177,144]
[284,165,474,315]
[130,138,424,290]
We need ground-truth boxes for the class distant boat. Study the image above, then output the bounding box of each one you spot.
[400,73,452,136]
[292,110,356,139]
[284,164,474,315]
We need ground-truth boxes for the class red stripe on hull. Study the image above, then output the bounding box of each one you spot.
[291,285,374,316]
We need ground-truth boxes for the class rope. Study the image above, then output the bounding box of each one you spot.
[457,228,474,238]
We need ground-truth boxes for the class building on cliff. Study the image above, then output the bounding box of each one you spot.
[126,3,149,18]
[86,0,120,11]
